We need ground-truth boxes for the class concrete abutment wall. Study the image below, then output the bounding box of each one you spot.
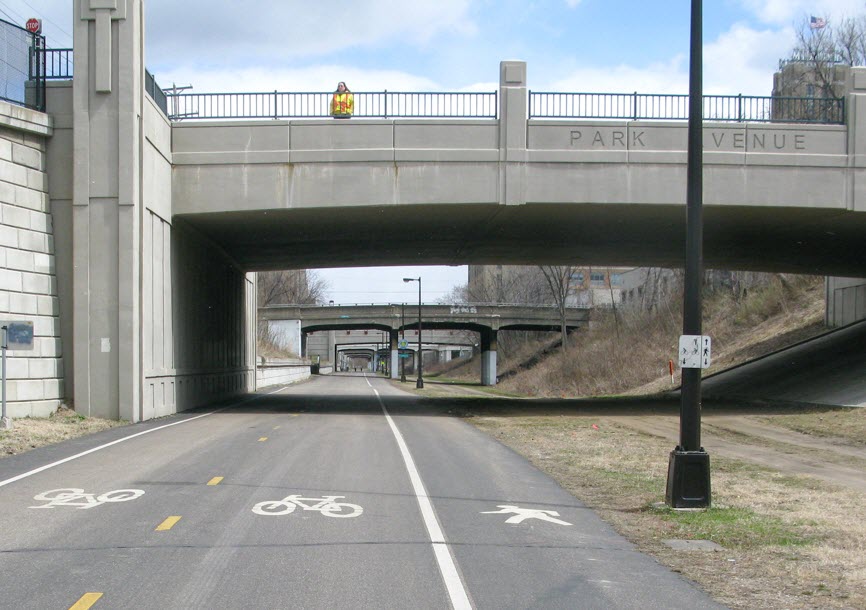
[0,101,63,417]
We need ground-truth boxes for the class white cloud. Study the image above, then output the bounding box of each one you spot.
[546,21,797,99]
[548,56,689,94]
[565,0,583,7]
[146,0,476,68]
[704,23,794,95]
[154,64,447,94]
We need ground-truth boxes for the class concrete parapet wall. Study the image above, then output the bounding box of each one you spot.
[826,277,866,327]
[0,100,63,418]
[256,359,312,388]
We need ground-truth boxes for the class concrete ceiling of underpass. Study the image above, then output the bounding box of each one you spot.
[175,202,866,277]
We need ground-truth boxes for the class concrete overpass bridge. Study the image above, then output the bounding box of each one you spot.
[7,0,864,421]
[259,303,589,384]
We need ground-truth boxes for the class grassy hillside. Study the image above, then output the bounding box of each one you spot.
[438,274,826,398]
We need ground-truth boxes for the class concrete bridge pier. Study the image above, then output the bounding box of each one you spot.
[62,0,257,422]
[480,329,498,386]
[389,330,399,379]
[71,0,145,420]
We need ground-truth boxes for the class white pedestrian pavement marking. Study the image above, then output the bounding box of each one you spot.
[252,494,363,518]
[481,505,573,526]
[30,488,144,509]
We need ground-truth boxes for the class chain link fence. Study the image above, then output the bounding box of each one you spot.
[0,17,44,111]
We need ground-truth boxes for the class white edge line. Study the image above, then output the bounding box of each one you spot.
[373,387,473,610]
[0,384,288,489]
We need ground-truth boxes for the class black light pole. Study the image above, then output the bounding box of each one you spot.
[666,0,711,509]
[400,303,407,382]
[403,277,423,388]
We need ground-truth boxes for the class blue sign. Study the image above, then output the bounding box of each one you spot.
[2,320,34,351]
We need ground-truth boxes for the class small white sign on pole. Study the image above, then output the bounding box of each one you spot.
[678,335,711,369]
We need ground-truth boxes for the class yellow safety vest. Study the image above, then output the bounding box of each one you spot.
[331,92,354,117]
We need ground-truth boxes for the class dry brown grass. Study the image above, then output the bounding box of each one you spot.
[468,407,866,609]
[0,407,125,457]
[498,275,826,399]
[756,409,866,446]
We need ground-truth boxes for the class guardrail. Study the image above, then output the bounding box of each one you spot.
[42,48,72,80]
[529,91,845,124]
[165,91,498,120]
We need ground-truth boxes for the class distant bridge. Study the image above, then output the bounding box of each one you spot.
[259,303,590,385]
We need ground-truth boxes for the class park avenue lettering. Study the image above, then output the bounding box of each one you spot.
[569,129,808,151]
[570,130,645,148]
[709,132,806,151]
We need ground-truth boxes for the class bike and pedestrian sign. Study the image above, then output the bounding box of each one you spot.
[678,334,711,369]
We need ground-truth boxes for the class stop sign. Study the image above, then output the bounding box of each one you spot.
[25,18,41,34]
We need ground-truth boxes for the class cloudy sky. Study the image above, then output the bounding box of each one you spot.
[5,0,863,303]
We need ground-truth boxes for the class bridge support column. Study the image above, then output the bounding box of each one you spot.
[389,330,399,379]
[72,0,144,421]
[300,333,307,358]
[480,329,498,386]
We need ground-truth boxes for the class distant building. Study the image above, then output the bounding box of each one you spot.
[771,54,847,123]
[467,265,632,308]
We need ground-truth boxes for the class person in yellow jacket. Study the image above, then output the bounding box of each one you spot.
[331,81,354,118]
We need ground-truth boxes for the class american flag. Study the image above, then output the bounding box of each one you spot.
[810,16,826,29]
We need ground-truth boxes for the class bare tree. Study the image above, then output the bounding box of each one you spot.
[774,14,865,122]
[257,269,329,306]
[538,265,577,351]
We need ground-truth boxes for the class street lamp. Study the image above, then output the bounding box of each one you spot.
[400,302,407,382]
[403,277,423,388]
[666,0,711,509]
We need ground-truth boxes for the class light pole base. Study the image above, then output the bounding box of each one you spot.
[416,378,424,389]
[665,448,711,509]
[1,416,12,430]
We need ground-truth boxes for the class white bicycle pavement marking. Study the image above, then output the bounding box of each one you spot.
[481,505,573,526]
[252,494,363,518]
[30,488,145,509]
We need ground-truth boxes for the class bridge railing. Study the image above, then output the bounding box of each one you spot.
[42,48,72,80]
[165,91,498,120]
[529,91,846,124]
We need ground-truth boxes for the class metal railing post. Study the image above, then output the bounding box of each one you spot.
[384,90,388,119]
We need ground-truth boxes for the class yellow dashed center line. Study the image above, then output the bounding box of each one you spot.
[155,516,182,531]
[69,592,103,609]
[207,476,223,486]
[273,425,281,429]
[258,437,268,442]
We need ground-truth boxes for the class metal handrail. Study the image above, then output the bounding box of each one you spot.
[42,48,72,80]
[529,91,846,124]
[165,90,498,120]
